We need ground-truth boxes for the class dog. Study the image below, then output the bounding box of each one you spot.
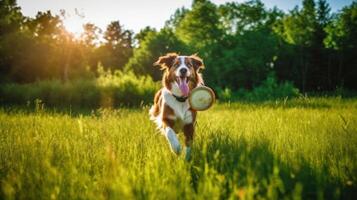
[149,53,205,160]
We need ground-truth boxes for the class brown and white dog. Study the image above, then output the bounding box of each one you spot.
[149,53,205,160]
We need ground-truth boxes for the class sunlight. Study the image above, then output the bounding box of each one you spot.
[63,15,84,38]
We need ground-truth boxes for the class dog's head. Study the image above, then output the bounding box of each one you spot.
[154,53,204,97]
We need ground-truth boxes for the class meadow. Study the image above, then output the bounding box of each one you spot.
[0,97,356,199]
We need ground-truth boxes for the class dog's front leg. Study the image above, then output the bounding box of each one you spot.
[183,124,194,161]
[183,110,196,161]
[162,104,181,155]
[161,115,180,156]
[164,126,181,155]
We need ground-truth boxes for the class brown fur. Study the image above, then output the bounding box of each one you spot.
[151,89,162,117]
[162,104,175,128]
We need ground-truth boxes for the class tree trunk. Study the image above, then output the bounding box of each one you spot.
[337,52,344,88]
[327,52,331,89]
[62,37,72,82]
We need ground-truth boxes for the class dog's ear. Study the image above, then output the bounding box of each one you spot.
[189,54,204,71]
[154,53,178,70]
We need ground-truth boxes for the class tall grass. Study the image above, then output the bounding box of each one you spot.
[0,98,356,199]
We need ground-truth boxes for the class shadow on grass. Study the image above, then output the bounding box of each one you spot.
[190,133,356,199]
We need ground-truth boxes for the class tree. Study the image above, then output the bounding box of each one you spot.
[134,26,156,47]
[0,0,23,35]
[0,0,24,82]
[273,0,320,91]
[164,7,188,30]
[100,21,133,70]
[81,23,101,47]
[104,21,132,48]
[324,2,357,89]
[124,28,187,80]
[219,0,268,35]
[202,0,281,89]
[175,0,223,50]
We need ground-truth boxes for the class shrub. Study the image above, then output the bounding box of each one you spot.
[216,73,300,102]
[216,88,234,102]
[0,68,160,108]
[246,73,300,101]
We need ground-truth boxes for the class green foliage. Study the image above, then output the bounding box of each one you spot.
[0,68,159,108]
[81,23,101,47]
[134,26,156,47]
[324,2,357,89]
[0,5,134,83]
[219,0,270,34]
[97,21,133,71]
[164,7,188,30]
[0,99,356,199]
[198,1,286,90]
[1,0,357,96]
[217,73,300,102]
[216,88,232,102]
[0,0,23,34]
[124,28,188,80]
[271,0,354,91]
[175,0,223,50]
[245,73,300,101]
[205,29,279,89]
[324,3,357,53]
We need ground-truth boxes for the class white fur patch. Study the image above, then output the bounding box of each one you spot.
[162,88,192,124]
[149,88,193,132]
[149,87,193,135]
[165,127,181,154]
[175,56,191,77]
[149,106,163,129]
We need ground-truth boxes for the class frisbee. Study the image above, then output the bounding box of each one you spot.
[189,86,215,111]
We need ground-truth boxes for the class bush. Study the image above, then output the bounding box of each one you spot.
[0,70,300,107]
[0,68,160,108]
[246,73,300,101]
[217,73,300,102]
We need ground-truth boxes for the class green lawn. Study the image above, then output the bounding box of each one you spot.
[0,98,356,199]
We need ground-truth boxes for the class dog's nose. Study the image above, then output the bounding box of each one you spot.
[180,68,187,74]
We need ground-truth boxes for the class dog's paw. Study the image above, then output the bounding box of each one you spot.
[171,143,181,155]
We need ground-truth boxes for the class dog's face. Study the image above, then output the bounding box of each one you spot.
[154,53,204,97]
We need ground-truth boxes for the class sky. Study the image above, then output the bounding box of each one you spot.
[18,0,354,36]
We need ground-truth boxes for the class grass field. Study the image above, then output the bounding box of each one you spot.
[0,97,356,199]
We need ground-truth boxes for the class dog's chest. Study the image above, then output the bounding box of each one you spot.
[162,89,193,124]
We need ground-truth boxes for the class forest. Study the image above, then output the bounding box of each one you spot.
[0,0,357,106]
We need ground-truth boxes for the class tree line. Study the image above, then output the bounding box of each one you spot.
[1,0,356,92]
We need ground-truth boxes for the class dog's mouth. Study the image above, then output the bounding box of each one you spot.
[176,76,189,97]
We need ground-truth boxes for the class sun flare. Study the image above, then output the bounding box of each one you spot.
[63,16,84,38]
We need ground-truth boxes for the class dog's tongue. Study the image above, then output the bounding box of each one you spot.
[179,77,189,97]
